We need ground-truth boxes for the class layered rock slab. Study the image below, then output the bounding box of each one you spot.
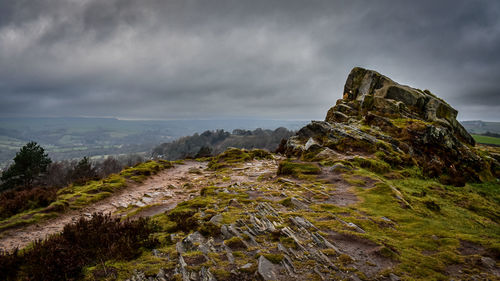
[285,67,499,185]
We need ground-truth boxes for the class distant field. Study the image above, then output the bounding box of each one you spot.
[472,134,500,145]
[0,117,308,168]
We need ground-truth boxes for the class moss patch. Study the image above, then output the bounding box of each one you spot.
[277,161,321,177]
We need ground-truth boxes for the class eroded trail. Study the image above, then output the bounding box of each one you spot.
[0,159,286,252]
[0,161,208,252]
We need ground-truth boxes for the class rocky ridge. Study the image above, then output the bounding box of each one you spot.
[284,67,499,185]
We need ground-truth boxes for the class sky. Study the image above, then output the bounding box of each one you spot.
[0,0,499,121]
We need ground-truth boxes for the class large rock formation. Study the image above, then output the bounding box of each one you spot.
[284,67,499,185]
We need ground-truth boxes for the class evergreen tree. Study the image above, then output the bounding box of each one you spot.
[70,157,97,185]
[1,142,52,190]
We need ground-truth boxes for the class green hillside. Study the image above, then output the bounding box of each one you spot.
[472,134,500,146]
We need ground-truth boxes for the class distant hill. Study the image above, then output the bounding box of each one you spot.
[461,120,500,135]
[0,118,308,168]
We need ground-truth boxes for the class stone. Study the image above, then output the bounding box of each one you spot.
[209,214,223,224]
[221,225,233,239]
[389,273,401,281]
[228,199,242,208]
[481,256,495,268]
[330,163,352,173]
[284,67,498,185]
[200,267,216,281]
[305,137,321,151]
[290,197,309,209]
[258,255,280,281]
[240,263,253,270]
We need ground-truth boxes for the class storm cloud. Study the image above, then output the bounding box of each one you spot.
[0,0,499,120]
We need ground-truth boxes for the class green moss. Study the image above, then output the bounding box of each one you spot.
[90,250,168,280]
[352,157,391,174]
[391,118,431,129]
[277,161,321,177]
[354,173,500,279]
[224,237,247,250]
[262,253,284,264]
[279,197,293,207]
[207,148,272,170]
[120,160,173,182]
[280,237,298,249]
[199,221,221,237]
[0,172,133,232]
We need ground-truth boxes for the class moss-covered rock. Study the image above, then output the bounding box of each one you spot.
[284,67,498,185]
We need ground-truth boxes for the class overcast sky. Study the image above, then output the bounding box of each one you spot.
[0,0,499,121]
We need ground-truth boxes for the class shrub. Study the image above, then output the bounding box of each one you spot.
[0,249,21,281]
[69,157,98,185]
[0,187,57,219]
[0,213,158,281]
[167,208,199,232]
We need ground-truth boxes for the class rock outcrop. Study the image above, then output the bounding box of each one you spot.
[284,67,499,185]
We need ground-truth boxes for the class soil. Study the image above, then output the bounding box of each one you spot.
[321,173,360,206]
[0,161,205,251]
[327,231,396,277]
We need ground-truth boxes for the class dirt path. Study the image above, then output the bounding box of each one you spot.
[0,157,359,252]
[0,161,207,252]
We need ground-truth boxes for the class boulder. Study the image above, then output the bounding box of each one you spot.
[328,67,474,145]
[286,67,499,185]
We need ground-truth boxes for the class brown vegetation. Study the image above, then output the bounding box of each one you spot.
[0,213,158,281]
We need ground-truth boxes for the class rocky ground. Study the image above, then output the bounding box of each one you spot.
[1,67,499,280]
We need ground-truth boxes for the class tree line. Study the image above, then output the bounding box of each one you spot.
[152,127,295,160]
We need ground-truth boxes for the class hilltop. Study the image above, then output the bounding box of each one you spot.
[0,68,499,281]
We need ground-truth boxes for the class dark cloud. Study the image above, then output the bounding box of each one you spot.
[0,0,499,120]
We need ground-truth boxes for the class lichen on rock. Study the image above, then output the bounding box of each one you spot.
[285,67,499,185]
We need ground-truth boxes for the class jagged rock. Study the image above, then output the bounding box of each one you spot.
[177,232,206,254]
[281,227,305,250]
[209,214,223,224]
[339,219,365,233]
[178,255,189,281]
[311,232,340,252]
[240,263,253,270]
[289,197,309,209]
[221,225,233,239]
[224,244,235,263]
[305,137,321,151]
[316,147,343,159]
[481,256,496,269]
[176,241,186,254]
[389,273,401,281]
[285,67,498,184]
[330,163,352,173]
[290,216,317,230]
[258,255,281,281]
[228,199,242,208]
[250,215,276,233]
[200,267,216,281]
[242,230,259,246]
